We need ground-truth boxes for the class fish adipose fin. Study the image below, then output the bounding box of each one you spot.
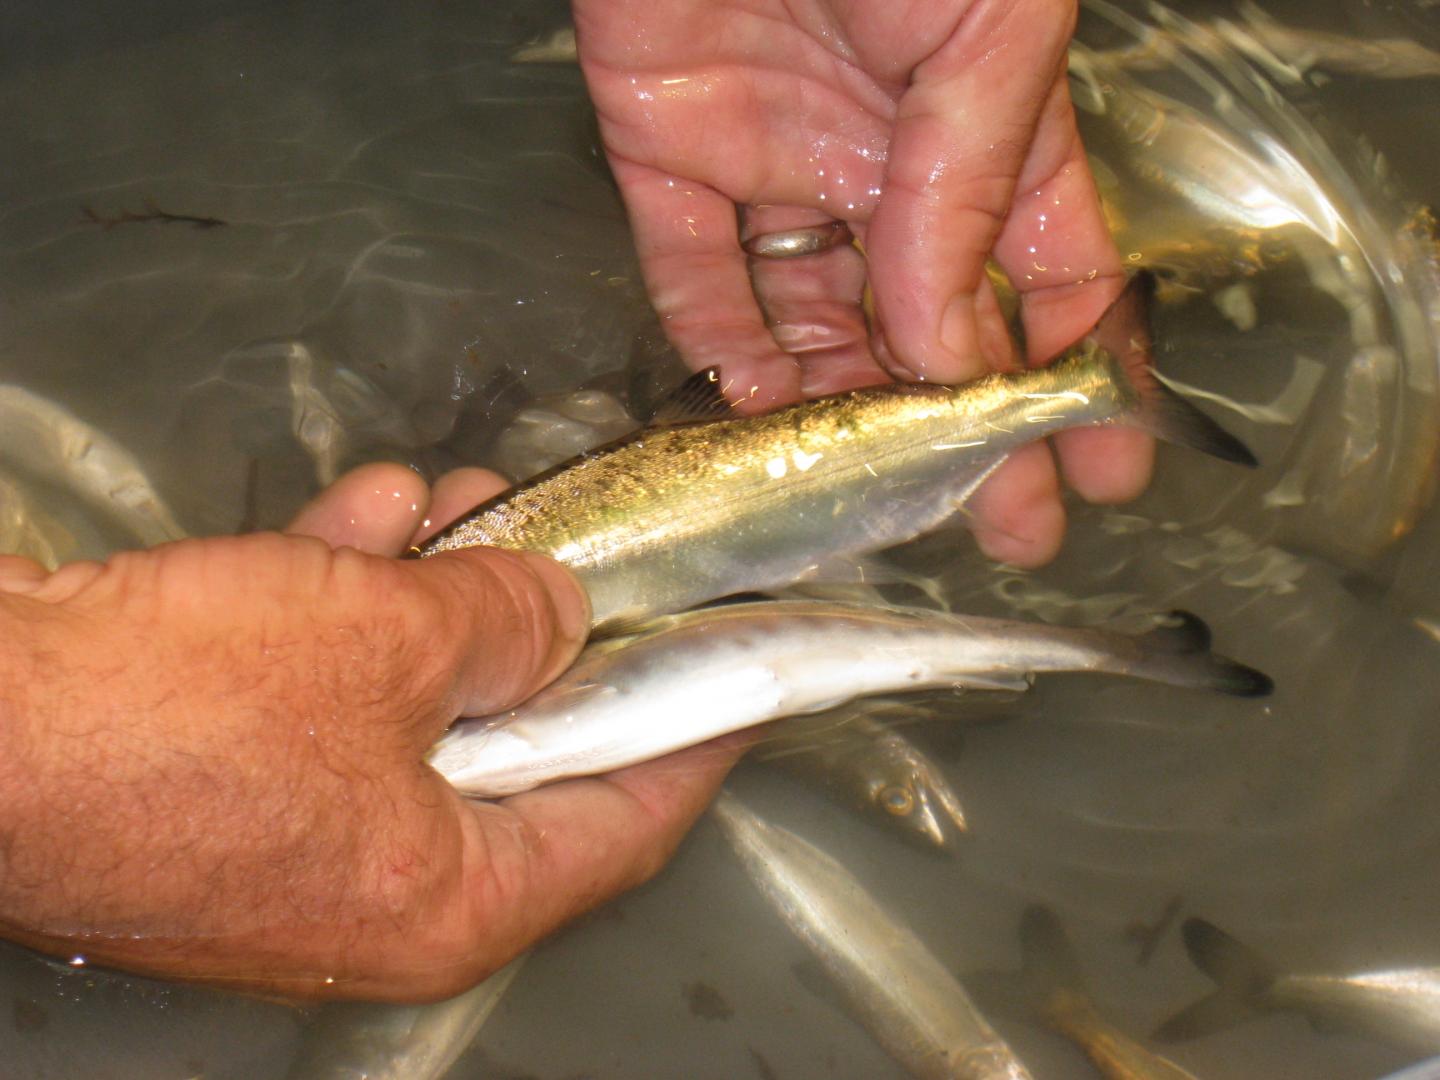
[1087,271,1259,468]
[1137,612,1274,697]
[1153,918,1276,1042]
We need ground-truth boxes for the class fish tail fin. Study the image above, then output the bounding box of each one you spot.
[1086,271,1258,467]
[1132,612,1274,697]
[967,907,1091,1028]
[1153,918,1276,1042]
[1018,904,1088,1003]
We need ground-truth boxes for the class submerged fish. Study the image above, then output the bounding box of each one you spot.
[756,700,970,849]
[1014,906,1200,1080]
[1155,918,1440,1056]
[713,791,1034,1080]
[0,468,79,568]
[0,384,186,549]
[419,274,1255,631]
[284,956,524,1080]
[509,26,578,64]
[430,600,1271,798]
[1093,1,1440,84]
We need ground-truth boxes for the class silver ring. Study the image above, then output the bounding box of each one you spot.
[743,221,853,260]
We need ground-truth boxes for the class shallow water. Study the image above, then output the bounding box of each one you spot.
[0,0,1438,1077]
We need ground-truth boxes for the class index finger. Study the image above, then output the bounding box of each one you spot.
[864,0,1084,382]
[864,1,1152,526]
[991,76,1153,504]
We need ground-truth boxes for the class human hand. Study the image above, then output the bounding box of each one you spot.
[0,463,746,1000]
[573,0,1153,566]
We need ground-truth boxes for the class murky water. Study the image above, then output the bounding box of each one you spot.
[1,0,1438,1077]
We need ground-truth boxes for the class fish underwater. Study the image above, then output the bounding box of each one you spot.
[1155,918,1440,1058]
[419,274,1255,631]
[511,7,1440,83]
[283,956,524,1080]
[713,791,1034,1080]
[1092,0,1440,85]
[0,384,187,552]
[0,467,80,568]
[757,698,970,849]
[508,26,578,64]
[1008,906,1201,1080]
[429,600,1270,798]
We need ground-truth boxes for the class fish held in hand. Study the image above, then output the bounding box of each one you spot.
[429,601,1271,798]
[1155,918,1440,1057]
[713,792,1034,1080]
[418,274,1256,631]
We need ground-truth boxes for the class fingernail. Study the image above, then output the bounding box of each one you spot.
[0,555,49,595]
[872,333,921,383]
[940,293,973,359]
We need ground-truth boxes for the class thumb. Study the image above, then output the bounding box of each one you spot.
[404,545,591,718]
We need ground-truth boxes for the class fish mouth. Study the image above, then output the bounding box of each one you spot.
[910,798,949,847]
[908,787,968,848]
[927,772,970,836]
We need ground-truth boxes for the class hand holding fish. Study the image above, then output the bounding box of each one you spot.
[0,464,745,999]
[574,0,1150,566]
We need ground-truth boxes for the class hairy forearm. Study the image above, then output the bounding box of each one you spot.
[0,594,49,918]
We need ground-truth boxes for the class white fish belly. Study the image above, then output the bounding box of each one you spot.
[430,614,1017,797]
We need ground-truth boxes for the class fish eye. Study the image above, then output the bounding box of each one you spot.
[879,786,914,816]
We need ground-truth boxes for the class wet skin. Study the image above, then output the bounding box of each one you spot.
[574,0,1154,567]
[0,463,748,1001]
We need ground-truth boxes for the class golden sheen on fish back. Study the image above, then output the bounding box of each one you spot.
[420,275,1254,630]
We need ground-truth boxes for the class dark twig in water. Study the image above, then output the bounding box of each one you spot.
[1126,894,1183,966]
[82,199,227,230]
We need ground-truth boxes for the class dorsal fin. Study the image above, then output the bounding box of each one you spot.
[647,366,735,426]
